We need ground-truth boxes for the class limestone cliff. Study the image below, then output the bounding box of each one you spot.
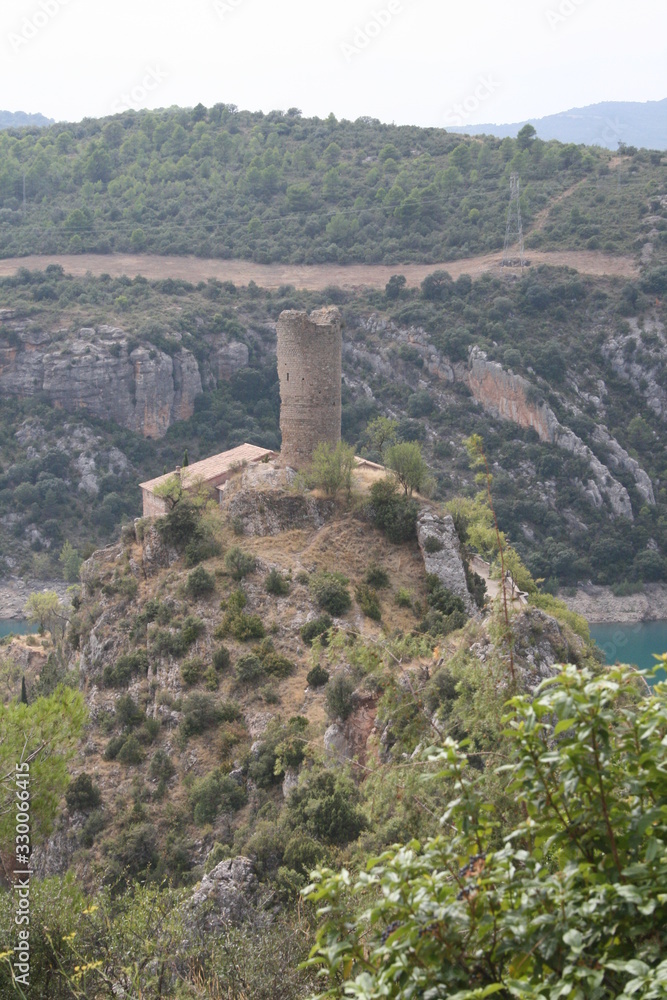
[467,348,655,519]
[0,325,204,438]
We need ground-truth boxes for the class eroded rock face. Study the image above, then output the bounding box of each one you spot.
[417,511,477,616]
[467,347,654,519]
[0,326,202,438]
[226,489,334,536]
[181,857,263,935]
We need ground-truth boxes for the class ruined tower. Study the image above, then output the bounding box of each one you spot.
[277,307,342,468]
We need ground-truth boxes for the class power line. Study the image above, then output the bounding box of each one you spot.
[501,173,525,270]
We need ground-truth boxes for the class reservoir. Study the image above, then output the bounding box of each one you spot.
[0,619,38,639]
[590,620,667,676]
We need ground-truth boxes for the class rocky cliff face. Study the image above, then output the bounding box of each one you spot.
[0,324,204,438]
[467,348,655,519]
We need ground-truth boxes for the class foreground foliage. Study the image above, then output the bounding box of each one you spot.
[305,661,667,1000]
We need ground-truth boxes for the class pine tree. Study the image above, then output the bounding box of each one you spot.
[183,449,189,467]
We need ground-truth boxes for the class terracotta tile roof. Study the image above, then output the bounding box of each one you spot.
[140,443,274,494]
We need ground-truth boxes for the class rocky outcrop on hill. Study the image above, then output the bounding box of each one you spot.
[0,325,203,438]
[417,510,477,615]
[601,317,666,421]
[467,347,654,518]
[181,857,264,935]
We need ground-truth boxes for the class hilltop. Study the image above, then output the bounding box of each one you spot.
[0,103,665,268]
[0,109,53,131]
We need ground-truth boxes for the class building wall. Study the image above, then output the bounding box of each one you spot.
[277,307,342,468]
[141,489,169,518]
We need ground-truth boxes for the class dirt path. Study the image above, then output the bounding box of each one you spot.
[529,179,588,233]
[0,248,638,290]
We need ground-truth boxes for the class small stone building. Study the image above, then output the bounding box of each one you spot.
[277,307,342,468]
[139,443,275,517]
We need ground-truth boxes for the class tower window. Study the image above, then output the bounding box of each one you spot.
[286,372,289,381]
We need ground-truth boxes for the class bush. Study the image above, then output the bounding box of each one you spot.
[103,649,148,688]
[355,583,382,621]
[369,478,418,543]
[395,587,413,608]
[156,499,201,550]
[179,693,241,738]
[265,568,290,596]
[185,565,215,598]
[385,441,431,496]
[103,734,126,761]
[65,773,101,813]
[190,769,247,825]
[309,441,355,497]
[301,614,333,646]
[423,535,444,553]
[81,809,106,848]
[204,666,219,690]
[234,653,265,684]
[212,645,231,671]
[115,694,144,729]
[310,572,351,616]
[149,749,175,782]
[307,663,330,688]
[180,656,204,686]
[184,535,221,567]
[117,734,144,765]
[325,673,356,721]
[365,564,390,588]
[225,546,256,580]
[217,592,266,641]
[286,769,365,845]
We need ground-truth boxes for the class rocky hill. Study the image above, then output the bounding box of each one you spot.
[0,454,600,995]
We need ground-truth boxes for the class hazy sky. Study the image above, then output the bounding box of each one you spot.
[1,0,666,127]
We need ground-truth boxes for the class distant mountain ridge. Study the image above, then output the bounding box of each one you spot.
[0,110,53,130]
[445,98,667,150]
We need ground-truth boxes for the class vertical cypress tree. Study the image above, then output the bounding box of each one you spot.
[20,676,28,705]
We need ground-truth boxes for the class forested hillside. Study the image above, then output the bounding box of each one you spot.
[0,104,665,265]
[1,260,665,589]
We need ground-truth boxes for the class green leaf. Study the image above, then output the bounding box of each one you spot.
[553,718,576,735]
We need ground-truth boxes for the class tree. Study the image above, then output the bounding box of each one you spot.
[304,663,667,999]
[20,676,27,705]
[385,441,431,496]
[24,591,68,641]
[310,441,355,497]
[364,416,398,456]
[385,274,407,300]
[59,540,82,583]
[517,122,537,149]
[0,687,87,861]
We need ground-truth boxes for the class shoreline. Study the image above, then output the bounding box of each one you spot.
[560,583,667,624]
[0,577,71,620]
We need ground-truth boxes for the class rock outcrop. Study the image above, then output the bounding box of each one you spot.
[417,510,477,616]
[467,348,654,518]
[0,325,203,438]
[180,857,263,934]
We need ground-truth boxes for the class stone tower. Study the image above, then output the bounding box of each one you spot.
[277,307,342,468]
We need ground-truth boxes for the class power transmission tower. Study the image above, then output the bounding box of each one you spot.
[501,172,525,269]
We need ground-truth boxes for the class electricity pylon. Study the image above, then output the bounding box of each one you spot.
[501,172,525,269]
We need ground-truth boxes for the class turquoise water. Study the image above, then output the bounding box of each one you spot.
[590,621,667,677]
[0,619,38,639]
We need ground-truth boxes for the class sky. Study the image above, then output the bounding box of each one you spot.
[1,0,666,127]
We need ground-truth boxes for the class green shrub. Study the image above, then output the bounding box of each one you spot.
[283,832,327,875]
[265,568,290,596]
[225,546,256,580]
[394,587,413,608]
[137,717,160,744]
[310,572,351,616]
[190,769,247,825]
[182,694,242,739]
[103,734,127,761]
[103,649,148,688]
[295,570,310,585]
[185,565,215,599]
[184,535,222,567]
[261,650,295,678]
[218,609,266,642]
[81,809,106,848]
[149,749,175,782]
[300,614,333,646]
[307,663,330,688]
[115,694,144,729]
[65,773,101,813]
[364,564,390,588]
[423,535,444,553]
[369,478,418,543]
[325,674,356,721]
[204,665,219,690]
[285,769,365,844]
[355,583,382,621]
[180,656,204,686]
[212,645,231,671]
[234,654,265,684]
[156,499,201,550]
[117,734,144,765]
[309,440,355,496]
[248,716,308,789]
